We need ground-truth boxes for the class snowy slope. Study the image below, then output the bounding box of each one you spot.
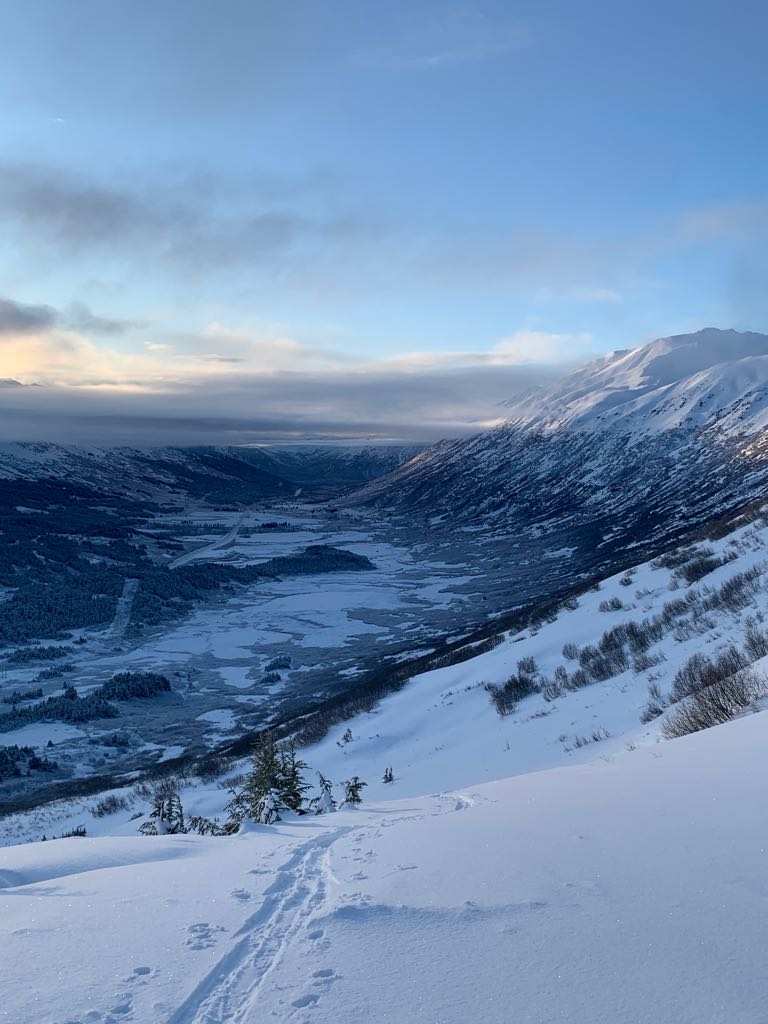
[3,711,768,1024]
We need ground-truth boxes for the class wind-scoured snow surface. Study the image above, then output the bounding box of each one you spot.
[4,500,768,1021]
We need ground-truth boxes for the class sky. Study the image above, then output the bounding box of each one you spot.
[0,0,767,444]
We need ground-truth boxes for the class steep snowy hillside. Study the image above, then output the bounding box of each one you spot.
[355,329,768,573]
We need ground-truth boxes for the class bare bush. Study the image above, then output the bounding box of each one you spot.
[640,681,668,723]
[598,596,624,612]
[632,651,665,673]
[651,546,698,570]
[679,553,730,585]
[663,669,765,738]
[670,646,750,704]
[702,567,764,614]
[91,793,130,818]
[541,678,562,702]
[745,626,768,661]
[517,656,537,675]
[194,752,234,784]
[486,670,540,716]
[567,727,610,750]
[625,618,664,654]
[566,668,591,690]
[562,642,579,661]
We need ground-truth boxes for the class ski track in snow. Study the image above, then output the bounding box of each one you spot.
[167,796,472,1024]
[167,827,349,1024]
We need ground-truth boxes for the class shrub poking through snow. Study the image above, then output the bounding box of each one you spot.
[669,647,750,704]
[486,668,540,716]
[640,681,669,723]
[598,596,624,612]
[383,766,394,784]
[663,668,765,738]
[745,625,768,661]
[91,793,130,818]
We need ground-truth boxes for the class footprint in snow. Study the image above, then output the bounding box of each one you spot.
[292,993,320,1009]
[185,922,226,950]
[230,887,252,901]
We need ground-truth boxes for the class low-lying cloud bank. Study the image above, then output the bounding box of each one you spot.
[0,363,565,446]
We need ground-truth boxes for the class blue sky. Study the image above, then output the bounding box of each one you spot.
[0,0,766,441]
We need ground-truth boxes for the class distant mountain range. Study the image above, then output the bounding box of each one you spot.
[0,442,424,502]
[353,329,768,568]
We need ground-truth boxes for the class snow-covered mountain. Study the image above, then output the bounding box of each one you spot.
[502,327,768,435]
[355,329,768,569]
[0,442,423,501]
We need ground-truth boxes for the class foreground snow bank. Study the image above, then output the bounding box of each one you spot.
[3,709,768,1023]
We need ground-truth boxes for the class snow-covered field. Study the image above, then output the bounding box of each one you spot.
[3,497,768,1020]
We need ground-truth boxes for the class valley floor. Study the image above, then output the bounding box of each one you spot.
[3,709,767,1024]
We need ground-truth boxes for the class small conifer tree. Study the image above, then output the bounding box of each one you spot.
[315,771,337,814]
[139,790,187,835]
[342,776,367,806]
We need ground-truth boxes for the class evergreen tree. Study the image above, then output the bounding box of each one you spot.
[278,742,311,813]
[315,771,337,814]
[225,732,311,829]
[139,790,187,835]
[342,776,367,806]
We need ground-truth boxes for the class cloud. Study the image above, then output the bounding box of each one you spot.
[356,6,528,70]
[0,297,57,335]
[491,330,594,364]
[63,302,143,336]
[534,286,622,304]
[0,294,141,342]
[0,361,564,446]
[0,311,586,444]
[0,162,372,282]
[676,200,768,243]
